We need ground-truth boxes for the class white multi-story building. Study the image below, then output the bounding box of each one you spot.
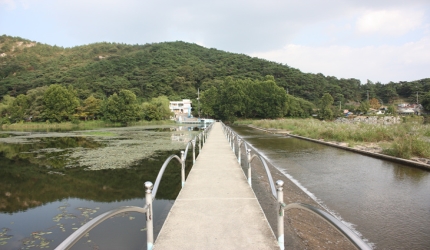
[169,99,192,116]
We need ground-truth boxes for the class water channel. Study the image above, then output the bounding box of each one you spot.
[232,125,430,250]
[0,125,200,250]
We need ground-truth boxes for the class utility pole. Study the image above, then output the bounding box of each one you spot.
[367,90,369,102]
[339,101,341,110]
[417,92,419,104]
[197,88,200,119]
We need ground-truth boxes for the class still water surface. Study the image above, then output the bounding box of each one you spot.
[233,125,430,250]
[0,125,199,250]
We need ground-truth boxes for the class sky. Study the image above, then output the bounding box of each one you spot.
[1,0,430,84]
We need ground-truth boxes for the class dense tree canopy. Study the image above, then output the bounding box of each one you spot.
[200,76,289,122]
[318,93,334,120]
[1,35,428,109]
[1,35,429,124]
[142,96,172,121]
[102,89,141,124]
[43,84,79,122]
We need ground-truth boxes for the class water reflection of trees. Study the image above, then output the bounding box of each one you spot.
[0,149,192,213]
[0,137,103,169]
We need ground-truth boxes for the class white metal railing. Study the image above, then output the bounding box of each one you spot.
[221,122,371,250]
[55,123,214,250]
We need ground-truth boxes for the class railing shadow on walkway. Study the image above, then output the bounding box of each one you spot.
[55,123,214,250]
[222,122,371,250]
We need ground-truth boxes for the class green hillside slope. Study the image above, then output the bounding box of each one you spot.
[0,34,429,108]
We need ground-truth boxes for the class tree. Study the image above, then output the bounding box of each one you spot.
[358,101,370,114]
[369,98,381,109]
[9,94,29,122]
[43,84,79,122]
[0,95,15,121]
[83,95,102,119]
[26,86,48,121]
[103,89,141,124]
[284,95,314,118]
[76,95,102,120]
[142,96,172,121]
[200,86,219,118]
[318,93,334,120]
[248,76,287,119]
[421,91,430,111]
[387,105,396,115]
[217,77,246,122]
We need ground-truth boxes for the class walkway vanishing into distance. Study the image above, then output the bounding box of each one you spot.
[154,122,279,249]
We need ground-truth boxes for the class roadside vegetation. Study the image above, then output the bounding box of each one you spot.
[236,118,430,160]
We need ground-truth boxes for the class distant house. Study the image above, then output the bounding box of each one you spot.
[169,99,192,117]
[397,103,422,115]
[397,108,415,115]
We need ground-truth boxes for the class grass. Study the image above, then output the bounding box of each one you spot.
[0,119,176,131]
[237,118,430,160]
[82,131,117,137]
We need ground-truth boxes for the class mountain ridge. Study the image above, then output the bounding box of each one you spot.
[0,34,428,105]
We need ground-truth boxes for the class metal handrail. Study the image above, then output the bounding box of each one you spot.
[248,152,277,198]
[55,206,148,250]
[285,203,371,250]
[152,154,183,199]
[55,123,214,250]
[221,122,371,250]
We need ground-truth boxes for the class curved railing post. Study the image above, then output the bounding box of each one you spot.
[276,180,285,250]
[198,134,202,152]
[238,138,242,164]
[232,134,235,153]
[181,151,185,187]
[203,131,206,145]
[145,181,154,250]
[192,139,196,165]
[246,149,252,187]
[228,131,231,146]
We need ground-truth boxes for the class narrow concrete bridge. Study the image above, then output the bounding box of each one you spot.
[56,122,370,250]
[153,122,279,249]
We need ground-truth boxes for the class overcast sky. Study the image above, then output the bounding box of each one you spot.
[1,0,429,84]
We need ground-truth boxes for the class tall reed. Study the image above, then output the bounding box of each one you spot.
[237,118,430,159]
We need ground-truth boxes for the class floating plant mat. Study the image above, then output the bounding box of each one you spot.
[68,131,195,170]
[0,125,199,170]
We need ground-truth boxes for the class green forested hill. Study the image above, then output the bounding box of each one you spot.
[1,34,429,106]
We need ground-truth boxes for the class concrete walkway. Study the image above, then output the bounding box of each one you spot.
[154,122,279,250]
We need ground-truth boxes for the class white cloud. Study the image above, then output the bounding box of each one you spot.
[0,0,16,10]
[0,0,40,10]
[251,36,430,83]
[356,9,425,36]
[1,0,429,83]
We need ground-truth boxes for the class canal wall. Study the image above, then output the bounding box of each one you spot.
[248,125,430,171]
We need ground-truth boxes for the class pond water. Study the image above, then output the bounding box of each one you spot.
[233,125,430,250]
[0,125,200,250]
